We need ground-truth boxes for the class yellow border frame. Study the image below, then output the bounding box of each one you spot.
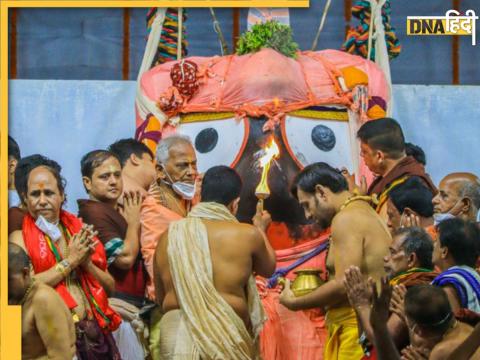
[0,1,308,359]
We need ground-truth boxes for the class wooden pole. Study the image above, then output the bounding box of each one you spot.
[122,8,130,80]
[233,8,240,51]
[177,8,183,60]
[452,0,460,84]
[209,8,229,55]
[10,8,18,79]
[344,0,352,38]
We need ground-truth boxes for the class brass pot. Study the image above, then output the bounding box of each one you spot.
[291,268,324,297]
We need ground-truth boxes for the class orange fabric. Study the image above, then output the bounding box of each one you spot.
[140,195,183,301]
[140,49,389,123]
[340,66,369,89]
[259,230,330,359]
[266,222,327,251]
[426,225,438,242]
[366,104,386,119]
[23,211,121,332]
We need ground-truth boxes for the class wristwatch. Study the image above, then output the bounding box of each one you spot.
[60,259,71,269]
[55,259,71,277]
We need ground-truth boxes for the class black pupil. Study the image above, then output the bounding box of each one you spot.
[311,125,336,152]
[195,128,219,153]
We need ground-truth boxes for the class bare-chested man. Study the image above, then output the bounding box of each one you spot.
[280,162,391,359]
[8,242,76,360]
[153,165,276,359]
[369,282,480,359]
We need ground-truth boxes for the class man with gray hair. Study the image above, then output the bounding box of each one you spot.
[344,227,438,352]
[432,172,480,224]
[139,134,199,360]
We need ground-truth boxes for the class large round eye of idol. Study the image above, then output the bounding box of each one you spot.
[281,114,354,171]
[175,117,248,173]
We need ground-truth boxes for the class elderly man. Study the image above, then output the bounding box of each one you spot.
[9,243,76,360]
[280,162,391,359]
[78,149,146,359]
[356,118,436,220]
[8,154,122,359]
[386,177,434,234]
[136,134,199,359]
[138,134,198,302]
[432,172,480,224]
[344,227,438,353]
[431,218,480,315]
[369,282,480,360]
[154,165,276,359]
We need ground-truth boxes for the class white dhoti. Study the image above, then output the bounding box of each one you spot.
[165,202,266,360]
[158,310,200,359]
[109,298,147,360]
[112,321,145,360]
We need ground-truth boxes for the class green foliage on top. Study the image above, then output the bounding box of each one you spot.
[235,20,299,58]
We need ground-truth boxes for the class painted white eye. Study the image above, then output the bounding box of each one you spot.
[176,117,248,172]
[282,114,354,171]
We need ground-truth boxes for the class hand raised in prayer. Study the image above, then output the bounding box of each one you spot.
[121,190,142,227]
[400,213,421,228]
[279,279,298,310]
[68,224,96,268]
[400,345,430,360]
[252,200,272,233]
[390,284,407,323]
[343,266,373,309]
[369,277,392,330]
[340,168,367,195]
[81,224,99,270]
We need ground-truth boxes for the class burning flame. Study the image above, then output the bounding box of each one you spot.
[255,137,280,198]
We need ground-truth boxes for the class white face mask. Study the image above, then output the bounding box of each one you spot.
[172,181,196,200]
[433,199,461,226]
[433,212,456,226]
[161,166,196,200]
[35,215,61,242]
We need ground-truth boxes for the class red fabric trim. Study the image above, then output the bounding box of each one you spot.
[22,210,121,332]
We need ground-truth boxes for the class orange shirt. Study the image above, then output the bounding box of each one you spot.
[140,195,182,301]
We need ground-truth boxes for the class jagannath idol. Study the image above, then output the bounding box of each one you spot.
[134,7,391,359]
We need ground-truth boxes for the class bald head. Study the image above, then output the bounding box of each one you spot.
[8,243,30,274]
[433,172,480,222]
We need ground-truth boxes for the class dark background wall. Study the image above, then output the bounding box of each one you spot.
[8,1,480,83]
